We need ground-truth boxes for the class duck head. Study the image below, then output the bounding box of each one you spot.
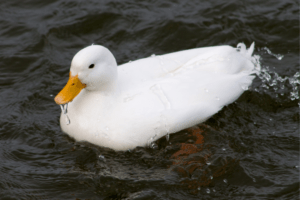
[54,45,117,105]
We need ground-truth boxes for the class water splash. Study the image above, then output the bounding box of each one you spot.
[147,134,158,149]
[251,54,262,75]
[60,104,70,125]
[262,47,284,60]
[256,67,300,101]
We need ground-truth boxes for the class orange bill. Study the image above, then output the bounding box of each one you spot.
[54,73,86,105]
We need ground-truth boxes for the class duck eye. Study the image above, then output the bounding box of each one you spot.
[89,64,94,69]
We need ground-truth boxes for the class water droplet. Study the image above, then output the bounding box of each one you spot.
[206,161,211,165]
[60,104,67,114]
[277,55,284,60]
[197,187,201,191]
[165,133,170,141]
[50,94,53,97]
[187,139,194,143]
[60,104,71,125]
[165,146,172,152]
[151,54,156,57]
[241,84,249,90]
[99,155,106,161]
[212,189,216,192]
[129,60,132,63]
[223,179,228,184]
[210,176,213,179]
[206,188,210,194]
[222,148,226,151]
[148,134,158,149]
[263,47,284,60]
[65,115,70,125]
[150,143,158,149]
[150,84,171,109]
[295,165,299,168]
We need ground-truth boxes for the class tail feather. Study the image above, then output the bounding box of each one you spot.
[247,42,255,57]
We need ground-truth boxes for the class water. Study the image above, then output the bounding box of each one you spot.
[0,0,299,199]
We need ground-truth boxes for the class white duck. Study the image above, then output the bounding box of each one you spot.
[55,43,260,151]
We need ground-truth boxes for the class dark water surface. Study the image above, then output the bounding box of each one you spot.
[0,0,299,199]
